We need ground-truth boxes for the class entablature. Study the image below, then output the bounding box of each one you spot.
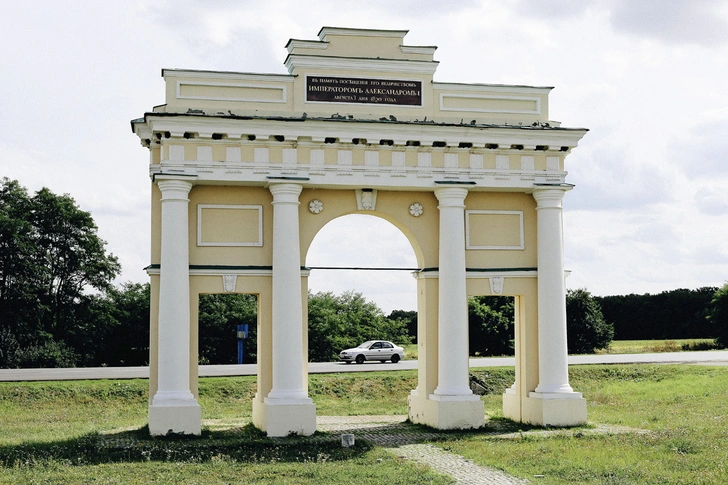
[135,113,584,150]
[136,114,582,192]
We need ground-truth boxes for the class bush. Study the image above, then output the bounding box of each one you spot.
[387,309,417,343]
[0,328,21,368]
[0,328,78,368]
[307,291,411,362]
[198,293,258,365]
[709,284,728,348]
[566,288,614,354]
[14,339,78,368]
[468,296,514,357]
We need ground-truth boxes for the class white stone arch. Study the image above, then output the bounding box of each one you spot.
[304,211,419,305]
[302,203,426,270]
[303,213,419,370]
[134,26,588,437]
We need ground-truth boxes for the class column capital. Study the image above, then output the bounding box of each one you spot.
[269,183,303,203]
[434,186,468,207]
[156,177,194,200]
[532,186,571,208]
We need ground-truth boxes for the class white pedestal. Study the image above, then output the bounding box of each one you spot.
[148,401,201,436]
[502,387,521,422]
[408,391,484,430]
[260,398,317,437]
[522,392,587,427]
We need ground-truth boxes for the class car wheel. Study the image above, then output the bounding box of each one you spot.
[355,354,365,364]
[391,354,400,364]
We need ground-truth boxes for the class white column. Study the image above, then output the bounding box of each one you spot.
[432,187,473,398]
[149,177,200,436]
[153,178,195,405]
[267,183,309,402]
[533,187,574,394]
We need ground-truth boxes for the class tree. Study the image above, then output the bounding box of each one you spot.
[100,282,151,366]
[468,296,515,357]
[198,293,258,364]
[709,283,728,348]
[0,179,38,344]
[596,287,717,340]
[387,309,417,343]
[307,290,411,362]
[0,179,120,368]
[566,288,614,354]
[30,186,121,338]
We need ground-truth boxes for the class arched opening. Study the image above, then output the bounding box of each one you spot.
[305,214,418,362]
[307,214,418,313]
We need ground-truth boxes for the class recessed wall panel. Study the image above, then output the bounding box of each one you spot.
[466,210,524,250]
[198,204,263,247]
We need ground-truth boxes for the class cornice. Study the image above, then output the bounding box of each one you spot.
[285,39,329,53]
[162,69,294,83]
[285,54,439,75]
[401,45,438,55]
[138,114,588,148]
[433,81,553,94]
[318,27,409,41]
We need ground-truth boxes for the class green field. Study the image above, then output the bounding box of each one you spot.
[406,339,721,360]
[600,338,719,354]
[1,364,726,484]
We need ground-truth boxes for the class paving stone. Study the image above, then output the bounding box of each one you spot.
[316,415,529,483]
[100,415,646,484]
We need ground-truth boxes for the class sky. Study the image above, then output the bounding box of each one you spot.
[1,0,727,313]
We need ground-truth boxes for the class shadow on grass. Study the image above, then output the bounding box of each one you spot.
[0,417,596,468]
[411,416,550,432]
[0,424,372,467]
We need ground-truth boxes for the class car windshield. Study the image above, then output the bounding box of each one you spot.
[356,341,375,348]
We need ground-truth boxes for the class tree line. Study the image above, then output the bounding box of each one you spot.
[595,287,719,340]
[1,178,727,368]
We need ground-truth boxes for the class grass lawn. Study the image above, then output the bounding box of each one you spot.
[1,364,726,484]
[600,338,719,354]
[406,339,721,360]
[453,365,728,484]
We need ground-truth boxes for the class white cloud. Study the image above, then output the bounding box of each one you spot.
[694,183,728,216]
[1,0,726,311]
[306,215,418,268]
[306,215,418,312]
[671,109,728,179]
[609,0,728,46]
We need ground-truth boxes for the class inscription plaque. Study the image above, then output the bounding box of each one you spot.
[306,76,422,106]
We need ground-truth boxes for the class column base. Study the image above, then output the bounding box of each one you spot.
[148,401,201,436]
[521,392,587,427]
[252,393,266,431]
[253,395,317,437]
[408,391,484,429]
[502,387,522,422]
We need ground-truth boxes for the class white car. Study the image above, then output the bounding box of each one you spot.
[339,340,405,364]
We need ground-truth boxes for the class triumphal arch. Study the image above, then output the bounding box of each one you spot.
[132,27,588,436]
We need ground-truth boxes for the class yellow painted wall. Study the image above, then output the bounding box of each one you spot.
[187,186,274,267]
[464,192,538,269]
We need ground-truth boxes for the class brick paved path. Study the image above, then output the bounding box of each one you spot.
[102,415,641,483]
[317,415,529,484]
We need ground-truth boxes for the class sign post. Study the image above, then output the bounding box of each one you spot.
[237,324,248,364]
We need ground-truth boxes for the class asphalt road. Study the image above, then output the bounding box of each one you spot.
[1,350,727,382]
